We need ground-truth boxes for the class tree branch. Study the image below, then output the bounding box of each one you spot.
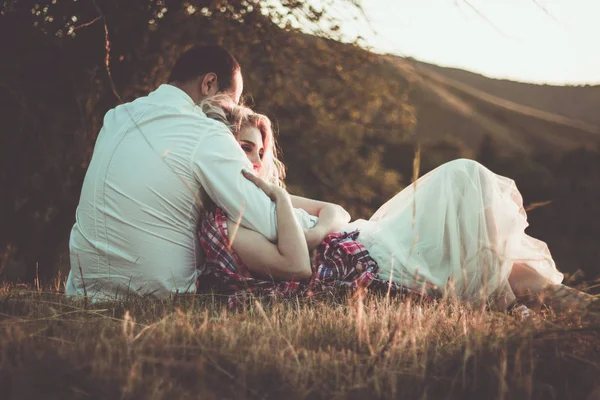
[91,0,123,104]
[531,0,561,24]
[460,0,510,38]
[72,15,102,31]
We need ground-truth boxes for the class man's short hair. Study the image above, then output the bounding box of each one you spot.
[168,45,241,91]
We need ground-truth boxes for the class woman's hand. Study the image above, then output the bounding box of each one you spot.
[302,204,350,250]
[321,204,351,231]
[289,195,351,230]
[242,169,287,201]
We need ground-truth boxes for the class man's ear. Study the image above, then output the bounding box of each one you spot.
[200,72,219,97]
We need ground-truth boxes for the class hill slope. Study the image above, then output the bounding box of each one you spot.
[414,60,600,127]
[386,56,600,154]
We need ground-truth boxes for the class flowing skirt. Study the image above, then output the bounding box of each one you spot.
[345,159,563,301]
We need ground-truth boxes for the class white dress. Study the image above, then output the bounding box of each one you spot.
[344,159,563,300]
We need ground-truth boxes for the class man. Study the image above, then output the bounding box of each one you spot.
[66,45,278,299]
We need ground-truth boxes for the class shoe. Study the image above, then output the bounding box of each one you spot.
[541,284,599,314]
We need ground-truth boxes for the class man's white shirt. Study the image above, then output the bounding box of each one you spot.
[66,84,280,300]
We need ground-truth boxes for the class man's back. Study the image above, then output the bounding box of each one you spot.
[67,85,221,299]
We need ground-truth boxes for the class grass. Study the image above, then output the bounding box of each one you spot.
[0,284,599,400]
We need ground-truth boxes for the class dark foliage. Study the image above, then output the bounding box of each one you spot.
[0,0,414,281]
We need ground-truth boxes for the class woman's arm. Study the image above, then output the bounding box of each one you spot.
[290,195,350,220]
[227,171,311,281]
[290,195,351,250]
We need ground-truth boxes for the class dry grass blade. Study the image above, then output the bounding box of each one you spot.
[459,0,511,37]
[411,142,421,230]
[228,201,246,250]
[72,15,102,31]
[76,253,88,309]
[0,243,11,278]
[531,0,562,24]
[91,0,122,104]
[254,300,301,367]
[524,200,553,212]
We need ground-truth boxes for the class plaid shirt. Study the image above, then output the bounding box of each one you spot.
[197,208,431,307]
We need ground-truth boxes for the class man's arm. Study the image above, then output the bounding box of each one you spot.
[191,122,278,241]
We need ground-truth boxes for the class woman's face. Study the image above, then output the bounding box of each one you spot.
[238,125,265,177]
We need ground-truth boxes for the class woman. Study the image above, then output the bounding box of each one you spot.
[198,96,597,313]
[196,96,424,305]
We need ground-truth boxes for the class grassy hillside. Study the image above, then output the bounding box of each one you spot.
[387,56,600,154]
[415,60,600,127]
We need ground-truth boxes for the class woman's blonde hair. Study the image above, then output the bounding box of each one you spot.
[199,94,286,188]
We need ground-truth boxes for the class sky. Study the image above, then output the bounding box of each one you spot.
[334,0,600,85]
